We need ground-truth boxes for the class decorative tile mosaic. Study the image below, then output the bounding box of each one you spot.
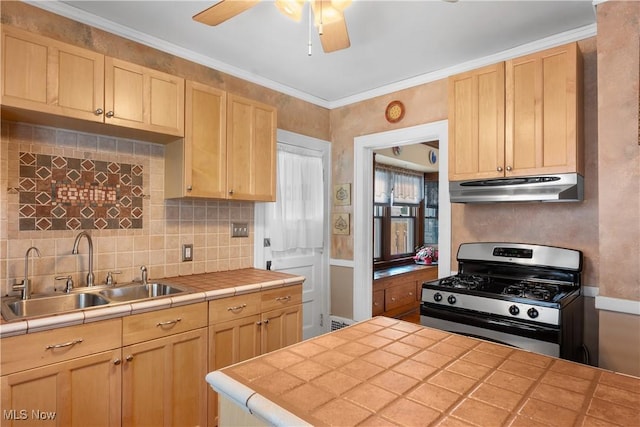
[18,152,143,231]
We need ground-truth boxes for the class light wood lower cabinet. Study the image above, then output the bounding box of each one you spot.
[373,267,438,319]
[122,328,208,427]
[207,285,302,426]
[1,349,122,427]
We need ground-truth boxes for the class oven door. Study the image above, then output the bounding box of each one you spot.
[420,303,561,358]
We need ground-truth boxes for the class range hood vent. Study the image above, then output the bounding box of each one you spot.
[450,173,583,203]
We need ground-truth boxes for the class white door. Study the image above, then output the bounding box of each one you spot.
[255,130,330,339]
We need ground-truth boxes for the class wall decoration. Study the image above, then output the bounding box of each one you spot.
[333,183,351,206]
[18,152,143,231]
[332,213,350,235]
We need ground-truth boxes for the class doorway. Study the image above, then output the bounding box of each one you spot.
[353,121,451,321]
[254,129,331,339]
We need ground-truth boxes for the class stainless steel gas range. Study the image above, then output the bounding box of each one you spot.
[420,242,586,363]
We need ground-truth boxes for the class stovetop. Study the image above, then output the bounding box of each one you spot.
[433,273,575,304]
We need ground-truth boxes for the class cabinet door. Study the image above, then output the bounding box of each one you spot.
[373,289,385,316]
[261,304,302,354]
[208,314,261,426]
[122,328,207,427]
[506,42,582,176]
[184,81,227,198]
[1,349,121,427]
[105,57,185,137]
[448,62,505,181]
[1,26,104,122]
[227,94,277,201]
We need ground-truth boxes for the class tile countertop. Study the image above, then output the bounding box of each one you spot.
[207,316,640,427]
[0,268,304,336]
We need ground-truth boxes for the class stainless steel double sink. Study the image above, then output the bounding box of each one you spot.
[1,282,188,321]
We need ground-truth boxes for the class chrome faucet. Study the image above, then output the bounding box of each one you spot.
[13,246,41,300]
[140,265,148,285]
[72,231,95,287]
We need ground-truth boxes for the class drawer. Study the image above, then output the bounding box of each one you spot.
[123,302,207,346]
[1,318,121,375]
[373,289,385,316]
[261,285,302,312]
[209,292,261,324]
[385,281,418,312]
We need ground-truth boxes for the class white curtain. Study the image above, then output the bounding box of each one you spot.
[374,165,423,205]
[266,145,324,252]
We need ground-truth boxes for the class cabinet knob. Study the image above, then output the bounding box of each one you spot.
[409,292,413,296]
[125,355,133,362]
[506,166,513,172]
[113,358,121,365]
[256,321,262,326]
[186,186,192,191]
[95,108,104,116]
[263,319,269,324]
[106,111,115,118]
[228,189,234,195]
[391,297,396,302]
[497,166,503,172]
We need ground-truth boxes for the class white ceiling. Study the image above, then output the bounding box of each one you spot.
[31,0,597,108]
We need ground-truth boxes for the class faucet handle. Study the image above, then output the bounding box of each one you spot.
[140,266,148,285]
[105,271,122,286]
[55,276,74,293]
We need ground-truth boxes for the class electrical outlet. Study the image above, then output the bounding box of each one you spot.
[182,244,193,262]
[231,222,249,238]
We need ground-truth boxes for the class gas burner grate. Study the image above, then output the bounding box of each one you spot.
[439,274,487,290]
[502,281,560,302]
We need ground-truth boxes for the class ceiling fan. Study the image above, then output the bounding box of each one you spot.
[193,0,352,53]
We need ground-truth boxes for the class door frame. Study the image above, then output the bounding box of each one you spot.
[254,129,331,335]
[353,120,451,321]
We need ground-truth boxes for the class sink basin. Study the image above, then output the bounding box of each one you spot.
[98,282,186,302]
[1,293,110,321]
[1,281,189,321]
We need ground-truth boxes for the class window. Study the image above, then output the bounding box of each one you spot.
[373,164,423,265]
[424,178,439,245]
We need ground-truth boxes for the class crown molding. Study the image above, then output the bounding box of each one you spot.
[27,1,596,110]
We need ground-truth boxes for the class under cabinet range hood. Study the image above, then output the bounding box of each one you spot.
[450,173,584,203]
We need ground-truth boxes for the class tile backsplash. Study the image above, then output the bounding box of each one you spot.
[1,121,254,296]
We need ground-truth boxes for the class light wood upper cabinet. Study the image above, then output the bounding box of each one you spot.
[448,62,505,181]
[166,87,277,201]
[165,81,227,199]
[2,26,185,141]
[105,57,185,137]
[1,26,105,122]
[227,94,277,202]
[448,42,583,181]
[506,42,583,176]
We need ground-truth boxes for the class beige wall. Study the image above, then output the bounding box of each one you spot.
[595,1,640,377]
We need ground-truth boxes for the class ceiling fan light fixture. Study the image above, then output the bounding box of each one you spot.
[311,0,345,27]
[275,0,305,22]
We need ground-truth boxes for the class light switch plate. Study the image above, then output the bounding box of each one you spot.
[232,222,249,238]
[182,244,193,262]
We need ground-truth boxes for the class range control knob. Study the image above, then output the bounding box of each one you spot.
[527,308,539,319]
[508,305,520,316]
[447,295,457,305]
[433,292,443,302]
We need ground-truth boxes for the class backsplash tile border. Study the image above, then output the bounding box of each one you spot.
[18,151,144,231]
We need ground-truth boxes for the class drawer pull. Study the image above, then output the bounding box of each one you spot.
[275,296,291,302]
[227,304,247,312]
[45,338,83,350]
[156,318,182,327]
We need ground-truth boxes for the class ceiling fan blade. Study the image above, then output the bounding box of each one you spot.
[319,17,350,53]
[193,0,260,26]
